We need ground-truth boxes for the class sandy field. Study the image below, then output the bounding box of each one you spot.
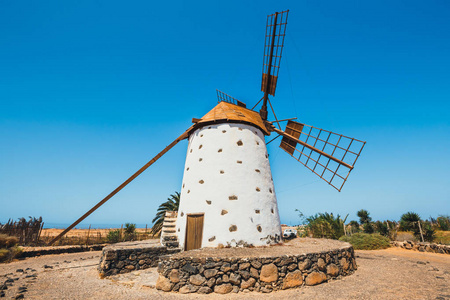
[1,246,449,299]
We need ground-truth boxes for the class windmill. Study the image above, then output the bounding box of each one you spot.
[49,10,366,249]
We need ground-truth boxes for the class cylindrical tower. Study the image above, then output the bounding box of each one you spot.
[176,119,282,249]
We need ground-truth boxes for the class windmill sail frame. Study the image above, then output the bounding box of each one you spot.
[261,10,289,97]
[274,121,366,192]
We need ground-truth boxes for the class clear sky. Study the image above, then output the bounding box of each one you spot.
[1,0,449,227]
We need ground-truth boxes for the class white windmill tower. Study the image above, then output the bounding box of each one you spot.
[49,10,366,250]
[175,99,282,249]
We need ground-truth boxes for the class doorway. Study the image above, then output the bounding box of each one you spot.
[185,214,204,251]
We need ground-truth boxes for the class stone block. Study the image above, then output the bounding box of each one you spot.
[214,283,233,294]
[282,270,303,289]
[305,271,326,286]
[260,263,278,283]
[156,276,173,292]
[190,274,206,286]
[326,263,339,277]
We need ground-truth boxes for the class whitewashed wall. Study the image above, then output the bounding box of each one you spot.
[176,123,282,248]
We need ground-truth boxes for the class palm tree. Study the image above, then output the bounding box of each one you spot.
[151,192,180,236]
[399,211,420,231]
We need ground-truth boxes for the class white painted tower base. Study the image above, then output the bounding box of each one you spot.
[176,122,282,249]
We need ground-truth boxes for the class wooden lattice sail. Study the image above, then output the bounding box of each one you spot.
[275,121,366,191]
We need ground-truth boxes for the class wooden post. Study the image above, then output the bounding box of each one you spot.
[86,225,91,245]
[37,222,44,245]
[417,221,424,242]
[120,224,123,242]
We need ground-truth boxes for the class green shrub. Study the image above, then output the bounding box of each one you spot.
[363,222,374,234]
[436,215,450,231]
[0,234,18,248]
[339,233,390,250]
[0,249,9,262]
[124,223,136,241]
[107,229,121,243]
[306,212,348,240]
[420,221,436,242]
[10,246,22,259]
[0,246,22,263]
[348,221,361,233]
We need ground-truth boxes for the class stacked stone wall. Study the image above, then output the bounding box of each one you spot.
[156,245,356,294]
[391,241,450,254]
[20,244,106,258]
[98,245,181,277]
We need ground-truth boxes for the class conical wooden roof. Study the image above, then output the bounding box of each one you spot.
[191,101,270,135]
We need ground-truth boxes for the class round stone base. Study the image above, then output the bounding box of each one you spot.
[156,238,357,294]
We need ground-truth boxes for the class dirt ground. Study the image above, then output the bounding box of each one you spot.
[172,238,349,258]
[0,247,449,299]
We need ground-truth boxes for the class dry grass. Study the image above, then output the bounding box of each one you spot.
[0,234,22,263]
[435,230,450,245]
[396,231,416,242]
[38,228,155,246]
[0,234,18,248]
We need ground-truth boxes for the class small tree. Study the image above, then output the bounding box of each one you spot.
[107,230,120,243]
[357,209,374,233]
[357,209,372,225]
[124,223,136,241]
[374,221,388,236]
[399,212,421,231]
[399,212,434,242]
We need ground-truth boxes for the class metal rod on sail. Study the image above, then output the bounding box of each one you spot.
[48,128,192,245]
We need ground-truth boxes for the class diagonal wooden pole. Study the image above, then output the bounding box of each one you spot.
[48,128,191,245]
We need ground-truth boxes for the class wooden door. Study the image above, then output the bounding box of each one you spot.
[185,214,204,251]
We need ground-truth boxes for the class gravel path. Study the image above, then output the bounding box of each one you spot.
[0,247,449,299]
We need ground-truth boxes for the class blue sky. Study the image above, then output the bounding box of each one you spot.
[1,0,449,227]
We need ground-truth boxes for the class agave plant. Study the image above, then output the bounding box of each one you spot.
[150,192,180,236]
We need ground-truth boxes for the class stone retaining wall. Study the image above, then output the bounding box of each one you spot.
[156,245,356,294]
[20,244,106,258]
[391,241,450,254]
[98,244,181,277]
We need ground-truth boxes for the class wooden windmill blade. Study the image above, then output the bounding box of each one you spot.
[48,127,193,245]
[271,120,366,192]
[259,10,289,120]
[261,10,289,98]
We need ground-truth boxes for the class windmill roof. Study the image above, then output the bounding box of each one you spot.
[192,101,270,135]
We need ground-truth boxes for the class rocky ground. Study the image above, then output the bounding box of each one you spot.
[0,247,448,299]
